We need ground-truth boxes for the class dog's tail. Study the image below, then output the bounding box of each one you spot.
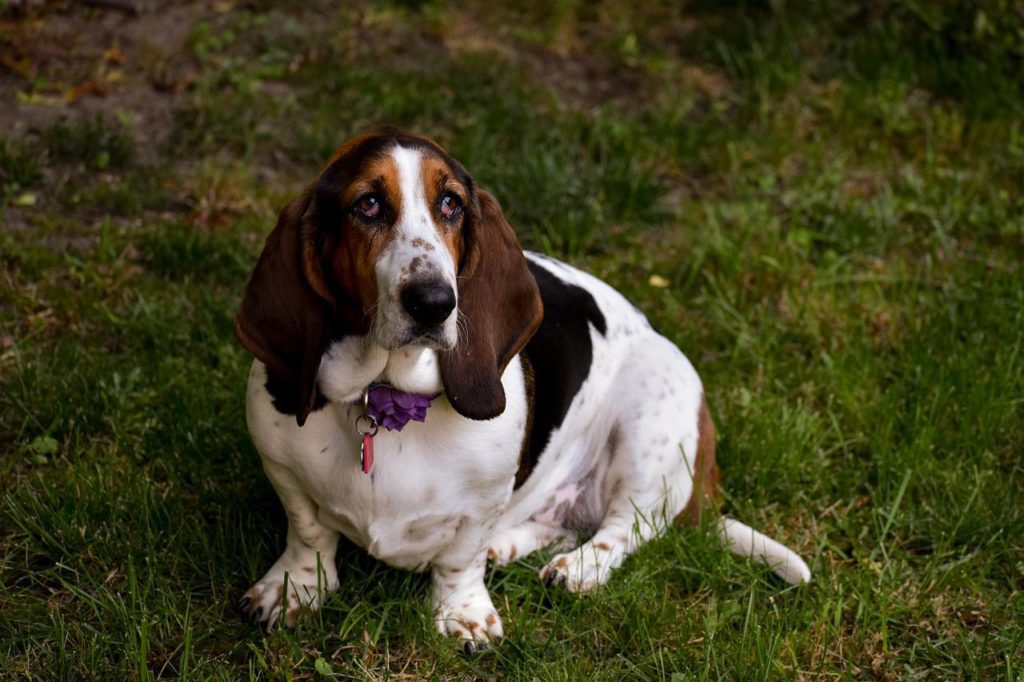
[717,516,811,585]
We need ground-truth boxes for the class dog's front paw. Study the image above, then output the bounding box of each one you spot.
[435,596,504,653]
[239,562,338,631]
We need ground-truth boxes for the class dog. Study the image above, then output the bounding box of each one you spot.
[234,127,810,650]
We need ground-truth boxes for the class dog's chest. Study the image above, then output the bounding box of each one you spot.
[277,399,522,570]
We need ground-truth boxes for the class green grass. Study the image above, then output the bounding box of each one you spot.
[42,115,135,171]
[0,136,39,200]
[1,0,1022,678]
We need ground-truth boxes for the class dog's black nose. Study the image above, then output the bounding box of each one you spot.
[401,281,456,326]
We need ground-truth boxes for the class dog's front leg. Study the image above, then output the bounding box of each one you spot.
[431,553,502,653]
[240,460,340,631]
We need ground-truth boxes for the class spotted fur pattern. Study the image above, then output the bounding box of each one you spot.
[238,130,810,650]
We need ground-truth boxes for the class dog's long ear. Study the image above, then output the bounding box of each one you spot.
[235,191,333,426]
[439,189,543,420]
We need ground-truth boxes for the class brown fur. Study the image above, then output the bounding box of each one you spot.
[676,394,721,526]
[234,191,334,425]
[437,190,544,421]
[420,154,467,267]
[326,154,403,315]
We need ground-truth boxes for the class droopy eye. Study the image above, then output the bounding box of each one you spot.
[440,193,462,219]
[355,194,381,219]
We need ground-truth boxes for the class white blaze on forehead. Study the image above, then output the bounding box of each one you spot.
[392,145,428,228]
[389,144,455,274]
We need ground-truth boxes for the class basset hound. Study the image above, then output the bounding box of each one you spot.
[234,127,811,650]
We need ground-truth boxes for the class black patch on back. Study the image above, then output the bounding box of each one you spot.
[516,260,606,488]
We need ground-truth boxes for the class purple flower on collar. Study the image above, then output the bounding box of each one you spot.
[367,385,439,431]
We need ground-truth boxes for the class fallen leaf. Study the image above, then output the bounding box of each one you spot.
[1,54,32,76]
[103,45,124,64]
[28,435,59,456]
[151,73,196,94]
[66,80,109,103]
[313,657,335,677]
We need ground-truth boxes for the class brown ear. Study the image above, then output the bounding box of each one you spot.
[439,190,543,420]
[234,191,333,426]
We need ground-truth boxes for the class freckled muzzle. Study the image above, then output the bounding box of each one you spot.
[400,280,456,327]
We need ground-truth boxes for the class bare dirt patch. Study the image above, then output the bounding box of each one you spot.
[1,1,205,159]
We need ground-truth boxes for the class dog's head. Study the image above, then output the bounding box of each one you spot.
[235,128,543,425]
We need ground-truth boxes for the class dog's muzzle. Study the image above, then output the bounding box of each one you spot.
[400,280,456,328]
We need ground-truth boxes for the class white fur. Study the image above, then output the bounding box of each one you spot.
[718,518,811,585]
[241,154,811,644]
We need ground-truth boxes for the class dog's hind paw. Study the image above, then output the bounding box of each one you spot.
[540,538,624,593]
